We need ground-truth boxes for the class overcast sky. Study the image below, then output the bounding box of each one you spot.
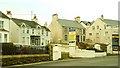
[0,0,119,25]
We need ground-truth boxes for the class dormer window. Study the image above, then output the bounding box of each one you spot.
[22,25,25,33]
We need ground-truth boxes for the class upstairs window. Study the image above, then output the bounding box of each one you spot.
[42,29,44,35]
[92,26,95,30]
[22,24,25,33]
[64,27,68,32]
[64,35,68,41]
[97,26,99,29]
[104,25,106,29]
[83,29,85,34]
[46,31,48,36]
[0,21,4,29]
[27,28,29,34]
[89,33,92,36]
[32,29,34,34]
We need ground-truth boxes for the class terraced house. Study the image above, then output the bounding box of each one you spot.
[49,14,85,45]
[0,11,10,43]
[86,15,118,49]
[6,11,51,46]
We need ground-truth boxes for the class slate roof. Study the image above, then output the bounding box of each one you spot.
[41,26,50,32]
[58,19,85,28]
[11,18,40,28]
[104,19,118,26]
[0,11,9,19]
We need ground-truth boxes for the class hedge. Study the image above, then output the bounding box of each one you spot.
[2,43,49,55]
[2,54,50,66]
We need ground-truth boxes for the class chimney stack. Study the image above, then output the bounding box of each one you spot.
[101,15,104,20]
[44,22,48,27]
[75,16,80,23]
[52,14,58,22]
[32,14,38,23]
[6,11,12,18]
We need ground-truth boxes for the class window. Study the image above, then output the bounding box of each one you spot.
[83,36,85,41]
[64,27,68,32]
[83,29,85,34]
[46,31,48,36]
[27,37,29,44]
[96,33,99,37]
[32,29,34,34]
[38,30,40,34]
[4,34,7,42]
[0,21,4,29]
[22,25,25,33]
[0,33,2,42]
[22,37,25,43]
[105,31,108,35]
[104,25,106,29]
[92,26,95,30]
[81,36,82,42]
[65,35,68,41]
[42,29,44,35]
[42,42,44,45]
[97,26,99,29]
[96,33,99,35]
[89,33,92,36]
[27,28,29,33]
[80,29,82,34]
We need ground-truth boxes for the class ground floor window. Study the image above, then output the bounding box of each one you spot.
[83,36,85,41]
[30,36,41,45]
[22,37,25,43]
[4,34,7,42]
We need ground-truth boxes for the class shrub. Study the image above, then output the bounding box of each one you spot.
[2,43,49,55]
[86,48,104,52]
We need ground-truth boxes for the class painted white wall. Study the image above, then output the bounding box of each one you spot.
[0,17,10,43]
[0,31,9,43]
[10,20,20,44]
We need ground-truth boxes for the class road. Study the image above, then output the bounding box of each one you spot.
[4,55,119,68]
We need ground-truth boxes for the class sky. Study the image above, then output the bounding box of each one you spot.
[0,0,119,26]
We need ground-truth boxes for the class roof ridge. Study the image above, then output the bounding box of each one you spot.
[58,19,75,22]
[104,19,118,21]
[12,18,34,22]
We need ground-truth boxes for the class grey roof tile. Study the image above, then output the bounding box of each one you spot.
[11,18,40,28]
[58,19,85,28]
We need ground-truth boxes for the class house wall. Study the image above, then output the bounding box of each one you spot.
[48,21,63,43]
[86,18,118,45]
[19,27,30,45]
[0,18,10,42]
[10,20,20,44]
[0,31,9,43]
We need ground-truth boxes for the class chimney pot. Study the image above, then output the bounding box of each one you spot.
[6,10,12,18]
